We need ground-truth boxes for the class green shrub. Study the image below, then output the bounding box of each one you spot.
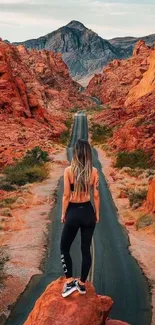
[89,105,103,112]
[0,250,9,283]
[4,164,49,186]
[115,150,153,169]
[64,119,72,129]
[60,118,72,145]
[136,214,155,230]
[125,168,143,178]
[91,124,113,143]
[71,107,78,113]
[0,183,17,192]
[0,197,17,208]
[22,146,49,166]
[60,130,70,145]
[126,188,147,208]
[4,147,50,186]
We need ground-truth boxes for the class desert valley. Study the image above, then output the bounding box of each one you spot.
[0,20,155,325]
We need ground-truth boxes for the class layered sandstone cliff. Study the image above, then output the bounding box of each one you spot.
[87,40,151,107]
[0,39,92,167]
[87,41,155,161]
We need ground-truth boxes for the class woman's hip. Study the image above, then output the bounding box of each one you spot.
[66,201,96,226]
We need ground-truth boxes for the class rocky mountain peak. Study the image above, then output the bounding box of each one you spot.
[13,22,155,86]
[66,20,86,31]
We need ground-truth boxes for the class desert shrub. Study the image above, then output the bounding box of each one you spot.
[86,104,111,115]
[0,182,17,192]
[0,250,9,283]
[102,104,111,110]
[125,168,143,178]
[91,124,113,143]
[115,150,153,169]
[147,169,155,177]
[136,118,155,127]
[4,164,49,186]
[136,214,155,230]
[22,146,49,166]
[59,130,70,145]
[64,119,72,129]
[71,107,78,113]
[88,105,103,112]
[4,147,50,186]
[0,197,17,208]
[60,118,72,145]
[126,188,147,208]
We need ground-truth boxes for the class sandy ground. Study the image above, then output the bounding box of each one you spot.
[0,149,68,323]
[97,147,155,325]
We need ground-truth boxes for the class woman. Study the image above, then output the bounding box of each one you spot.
[60,139,100,298]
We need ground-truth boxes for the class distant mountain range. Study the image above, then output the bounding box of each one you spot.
[12,20,155,86]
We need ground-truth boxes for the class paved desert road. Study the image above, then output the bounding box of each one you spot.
[6,113,151,325]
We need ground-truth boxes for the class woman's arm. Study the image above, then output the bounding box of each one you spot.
[61,168,71,223]
[93,169,100,223]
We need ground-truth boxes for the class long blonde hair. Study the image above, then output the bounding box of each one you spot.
[71,139,92,196]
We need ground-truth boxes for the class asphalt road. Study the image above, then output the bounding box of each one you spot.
[6,113,151,325]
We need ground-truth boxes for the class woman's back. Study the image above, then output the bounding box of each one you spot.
[65,166,98,203]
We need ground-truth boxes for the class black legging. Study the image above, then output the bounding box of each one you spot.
[60,201,96,283]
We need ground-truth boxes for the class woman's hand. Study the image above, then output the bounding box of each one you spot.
[61,215,66,223]
[95,214,100,223]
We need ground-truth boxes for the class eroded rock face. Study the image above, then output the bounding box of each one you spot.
[23,277,113,325]
[0,40,91,116]
[125,48,155,109]
[86,41,155,161]
[0,39,92,167]
[145,178,155,213]
[87,40,151,107]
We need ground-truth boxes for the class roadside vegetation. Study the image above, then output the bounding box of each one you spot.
[70,107,78,113]
[86,104,111,115]
[125,188,147,209]
[3,147,50,186]
[59,118,72,145]
[91,123,113,144]
[136,214,155,231]
[115,149,153,169]
[123,167,155,179]
[0,249,9,283]
[0,197,17,208]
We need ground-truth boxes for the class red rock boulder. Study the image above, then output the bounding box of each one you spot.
[24,277,113,325]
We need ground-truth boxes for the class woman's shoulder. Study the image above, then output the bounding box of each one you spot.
[64,166,71,174]
[91,167,99,179]
[92,167,98,174]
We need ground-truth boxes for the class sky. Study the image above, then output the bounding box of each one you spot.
[0,0,155,42]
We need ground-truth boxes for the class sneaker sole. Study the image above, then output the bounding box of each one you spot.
[75,282,86,295]
[76,289,86,295]
[62,286,77,298]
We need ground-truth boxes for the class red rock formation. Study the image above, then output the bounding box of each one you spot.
[0,40,92,167]
[86,41,155,161]
[87,41,151,107]
[23,277,113,325]
[125,49,155,109]
[144,178,155,213]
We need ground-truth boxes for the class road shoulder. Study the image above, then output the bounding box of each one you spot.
[0,149,68,323]
[96,146,155,325]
